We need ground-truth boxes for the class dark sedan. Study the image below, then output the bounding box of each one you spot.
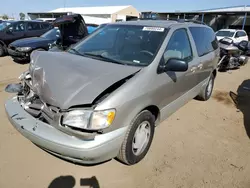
[8,28,60,62]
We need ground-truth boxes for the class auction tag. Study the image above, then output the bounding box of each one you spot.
[142,27,165,32]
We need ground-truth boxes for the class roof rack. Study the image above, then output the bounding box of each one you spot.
[130,17,206,25]
[175,19,206,25]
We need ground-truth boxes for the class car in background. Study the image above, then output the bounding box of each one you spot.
[8,28,60,62]
[49,14,88,51]
[0,20,52,56]
[216,29,249,43]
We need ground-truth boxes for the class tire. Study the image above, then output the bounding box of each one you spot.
[0,44,5,57]
[117,110,155,165]
[196,74,215,101]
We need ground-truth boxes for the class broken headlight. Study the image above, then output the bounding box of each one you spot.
[62,109,116,131]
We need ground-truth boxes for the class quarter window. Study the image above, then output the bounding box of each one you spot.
[189,27,218,57]
[163,28,193,63]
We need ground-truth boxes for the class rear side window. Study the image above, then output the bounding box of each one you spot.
[189,27,218,57]
[27,22,42,31]
[41,23,51,29]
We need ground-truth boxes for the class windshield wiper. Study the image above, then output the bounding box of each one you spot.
[83,52,127,65]
[68,48,85,56]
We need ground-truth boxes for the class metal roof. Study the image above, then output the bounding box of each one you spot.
[142,5,250,15]
[49,5,131,15]
[196,5,250,12]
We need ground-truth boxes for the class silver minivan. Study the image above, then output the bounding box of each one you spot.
[5,20,219,165]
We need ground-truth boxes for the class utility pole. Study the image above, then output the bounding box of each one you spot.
[63,0,66,10]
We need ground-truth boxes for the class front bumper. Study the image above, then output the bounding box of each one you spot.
[5,97,127,164]
[7,48,30,60]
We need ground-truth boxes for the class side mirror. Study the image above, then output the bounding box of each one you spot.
[163,58,188,72]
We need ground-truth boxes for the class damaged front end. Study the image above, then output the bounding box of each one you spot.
[5,70,130,140]
[6,73,98,139]
[5,50,141,141]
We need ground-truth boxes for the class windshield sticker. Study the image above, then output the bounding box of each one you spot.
[133,60,140,64]
[142,27,165,32]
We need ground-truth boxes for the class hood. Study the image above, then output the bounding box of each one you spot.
[10,37,52,47]
[30,51,141,109]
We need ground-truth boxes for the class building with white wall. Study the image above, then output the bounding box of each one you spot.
[28,5,140,25]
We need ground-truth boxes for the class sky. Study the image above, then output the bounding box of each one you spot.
[0,0,250,19]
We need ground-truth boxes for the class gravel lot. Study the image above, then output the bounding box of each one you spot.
[0,56,250,188]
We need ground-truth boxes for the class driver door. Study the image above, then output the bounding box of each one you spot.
[156,28,200,120]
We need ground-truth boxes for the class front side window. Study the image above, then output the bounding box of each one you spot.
[236,31,246,37]
[189,27,218,57]
[8,22,24,32]
[70,25,167,66]
[163,28,193,63]
[235,32,241,38]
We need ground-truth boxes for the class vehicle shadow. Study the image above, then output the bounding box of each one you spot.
[229,79,250,138]
[48,175,100,188]
[12,58,29,64]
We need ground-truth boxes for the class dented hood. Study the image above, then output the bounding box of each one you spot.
[29,51,141,109]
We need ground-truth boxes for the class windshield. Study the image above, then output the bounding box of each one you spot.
[41,28,60,40]
[69,25,167,66]
[0,22,11,31]
[216,31,235,37]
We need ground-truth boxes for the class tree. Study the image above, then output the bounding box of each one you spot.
[2,14,9,20]
[19,12,25,20]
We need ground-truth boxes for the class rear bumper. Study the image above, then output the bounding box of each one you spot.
[5,97,127,164]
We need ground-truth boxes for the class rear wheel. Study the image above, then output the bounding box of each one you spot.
[0,44,5,57]
[117,110,155,165]
[196,74,215,101]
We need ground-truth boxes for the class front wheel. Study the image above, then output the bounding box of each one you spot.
[117,110,155,165]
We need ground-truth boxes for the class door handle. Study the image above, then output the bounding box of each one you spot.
[198,64,203,69]
[191,66,197,72]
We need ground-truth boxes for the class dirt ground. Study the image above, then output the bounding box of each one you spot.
[0,56,250,188]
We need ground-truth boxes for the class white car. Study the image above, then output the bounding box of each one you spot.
[216,29,249,43]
